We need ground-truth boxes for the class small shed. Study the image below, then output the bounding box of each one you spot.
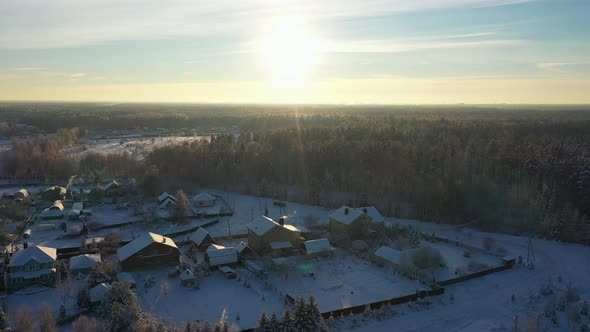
[205,246,238,268]
[304,238,333,257]
[219,266,237,279]
[180,269,196,286]
[157,192,176,203]
[90,283,111,303]
[69,254,101,273]
[235,241,256,260]
[192,193,216,207]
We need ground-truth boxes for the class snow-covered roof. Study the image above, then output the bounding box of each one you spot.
[207,244,226,251]
[357,206,384,223]
[206,247,238,267]
[159,197,177,209]
[50,200,65,211]
[90,283,111,303]
[180,269,195,281]
[374,246,403,265]
[40,207,64,219]
[283,224,302,233]
[219,266,235,274]
[304,238,333,255]
[69,254,101,270]
[117,232,178,262]
[15,189,29,197]
[190,228,213,246]
[247,216,281,236]
[74,178,85,185]
[72,202,84,211]
[158,192,176,202]
[84,237,104,246]
[192,193,216,202]
[103,180,120,191]
[329,206,364,225]
[117,272,136,286]
[235,241,251,254]
[270,241,293,250]
[9,245,57,267]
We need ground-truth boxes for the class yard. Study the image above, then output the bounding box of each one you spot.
[266,252,426,312]
[134,267,283,330]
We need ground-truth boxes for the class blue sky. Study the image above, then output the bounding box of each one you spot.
[0,0,589,103]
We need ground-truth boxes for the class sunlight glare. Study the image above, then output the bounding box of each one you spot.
[256,16,322,88]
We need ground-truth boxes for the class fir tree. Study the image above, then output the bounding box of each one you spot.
[202,321,213,332]
[282,309,296,332]
[0,306,6,330]
[257,312,269,332]
[267,312,281,332]
[59,304,66,321]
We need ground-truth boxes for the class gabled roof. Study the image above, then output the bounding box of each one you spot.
[90,283,111,303]
[103,180,120,191]
[180,269,195,281]
[207,244,225,251]
[158,192,176,203]
[235,241,252,254]
[304,238,333,255]
[190,228,213,246]
[117,232,178,262]
[329,206,364,225]
[69,254,101,270]
[357,206,384,223]
[15,189,29,197]
[247,216,281,236]
[192,193,216,202]
[9,245,57,267]
[159,197,177,209]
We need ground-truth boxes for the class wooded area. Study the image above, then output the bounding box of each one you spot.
[2,104,589,243]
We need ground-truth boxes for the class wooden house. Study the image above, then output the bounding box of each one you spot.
[117,232,180,270]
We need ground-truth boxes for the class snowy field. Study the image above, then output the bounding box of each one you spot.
[134,267,283,330]
[266,252,425,312]
[64,136,210,157]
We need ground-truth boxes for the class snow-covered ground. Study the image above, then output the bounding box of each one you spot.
[64,136,210,157]
[266,252,425,312]
[3,188,590,331]
[134,267,283,330]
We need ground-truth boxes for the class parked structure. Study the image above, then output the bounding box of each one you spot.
[103,180,126,197]
[247,216,302,253]
[7,245,57,291]
[117,232,180,270]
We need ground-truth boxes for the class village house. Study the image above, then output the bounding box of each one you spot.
[39,200,65,220]
[192,193,216,207]
[7,245,57,292]
[157,192,176,204]
[117,232,180,270]
[189,228,215,251]
[103,180,126,197]
[329,205,384,239]
[235,241,256,261]
[247,216,303,253]
[69,253,101,274]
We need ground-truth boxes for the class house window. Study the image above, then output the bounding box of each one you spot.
[152,249,159,255]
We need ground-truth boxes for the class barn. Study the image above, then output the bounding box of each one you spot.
[205,245,238,268]
[117,232,180,270]
[189,228,215,251]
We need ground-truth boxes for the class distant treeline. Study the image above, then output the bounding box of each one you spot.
[1,104,590,243]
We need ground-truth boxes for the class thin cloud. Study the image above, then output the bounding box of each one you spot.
[536,62,577,73]
[326,38,522,54]
[0,0,535,50]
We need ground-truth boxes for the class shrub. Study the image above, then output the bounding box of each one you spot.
[411,246,445,269]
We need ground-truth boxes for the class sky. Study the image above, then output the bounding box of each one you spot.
[0,0,589,104]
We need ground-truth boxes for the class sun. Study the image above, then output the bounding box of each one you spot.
[256,17,322,88]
